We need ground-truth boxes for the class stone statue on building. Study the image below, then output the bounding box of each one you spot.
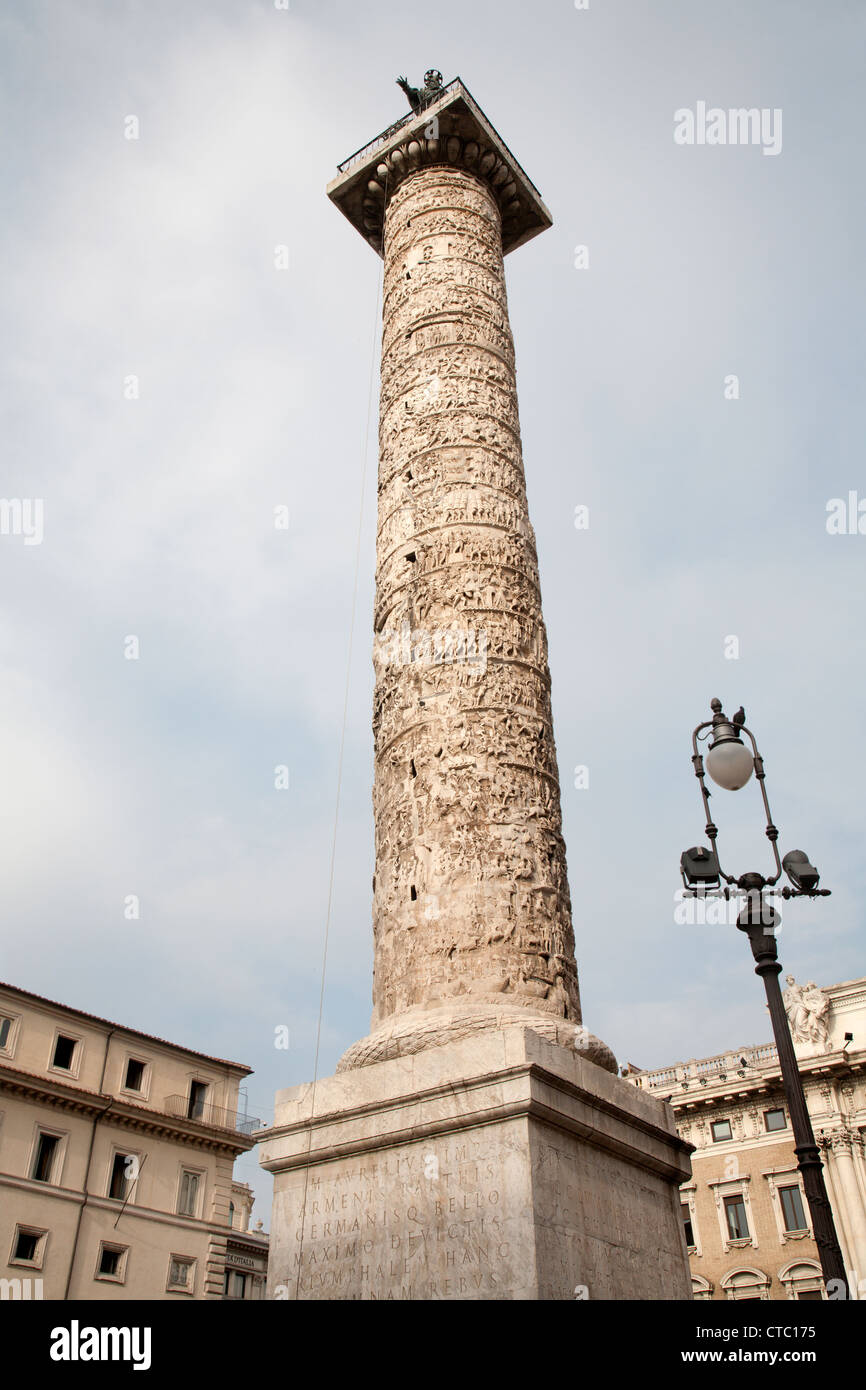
[783,976,808,1037]
[784,975,832,1051]
[802,980,831,1049]
[396,69,444,113]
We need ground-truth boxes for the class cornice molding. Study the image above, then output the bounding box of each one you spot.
[327,81,552,258]
[0,1064,252,1156]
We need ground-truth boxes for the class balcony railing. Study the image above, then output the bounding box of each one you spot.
[630,1043,780,1091]
[337,112,415,176]
[163,1096,261,1135]
[336,78,463,175]
[334,77,544,205]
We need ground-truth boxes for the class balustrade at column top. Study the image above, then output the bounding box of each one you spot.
[327,78,552,257]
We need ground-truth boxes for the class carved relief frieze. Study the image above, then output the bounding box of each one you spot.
[340,159,610,1069]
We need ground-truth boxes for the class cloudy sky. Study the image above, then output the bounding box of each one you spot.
[2,0,863,1222]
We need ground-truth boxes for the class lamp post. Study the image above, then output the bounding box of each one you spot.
[681,698,847,1295]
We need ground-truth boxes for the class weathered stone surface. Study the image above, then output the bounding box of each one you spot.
[260,1030,693,1301]
[260,95,694,1301]
[336,158,618,1072]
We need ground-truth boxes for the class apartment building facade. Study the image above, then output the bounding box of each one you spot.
[626,976,866,1300]
[0,981,258,1300]
[223,1180,269,1300]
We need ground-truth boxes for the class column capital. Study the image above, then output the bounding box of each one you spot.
[819,1127,856,1155]
[327,78,552,257]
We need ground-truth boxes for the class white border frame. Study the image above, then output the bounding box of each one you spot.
[9,1223,48,1270]
[94,1241,129,1285]
[28,1123,68,1186]
[175,1163,206,1219]
[47,1028,84,1080]
[120,1054,151,1101]
[166,1254,196,1295]
[709,1175,758,1252]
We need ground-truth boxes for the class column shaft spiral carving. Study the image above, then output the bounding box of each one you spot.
[337,163,615,1074]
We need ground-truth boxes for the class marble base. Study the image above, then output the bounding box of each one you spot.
[337,1001,618,1074]
[259,1027,694,1300]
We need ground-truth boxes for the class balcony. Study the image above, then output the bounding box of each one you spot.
[630,1043,781,1092]
[335,78,469,175]
[334,77,543,197]
[163,1096,261,1136]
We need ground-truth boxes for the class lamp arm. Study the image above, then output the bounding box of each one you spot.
[690,720,736,884]
[735,723,783,884]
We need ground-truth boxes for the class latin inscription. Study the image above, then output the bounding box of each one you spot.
[277,1137,516,1300]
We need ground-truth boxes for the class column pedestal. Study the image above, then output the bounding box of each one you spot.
[260,1028,693,1301]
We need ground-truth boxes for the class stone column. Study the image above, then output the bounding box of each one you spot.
[258,83,694,1304]
[332,102,613,1074]
[826,1132,866,1294]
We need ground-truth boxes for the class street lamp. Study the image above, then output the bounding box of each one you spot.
[681,698,847,1295]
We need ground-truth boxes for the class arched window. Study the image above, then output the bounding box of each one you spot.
[721,1267,771,1301]
[779,1260,824,1301]
[691,1275,713,1301]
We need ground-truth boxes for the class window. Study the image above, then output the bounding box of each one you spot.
[722,1267,769,1300]
[724,1194,750,1241]
[0,1017,11,1049]
[780,1260,823,1299]
[225,1270,247,1299]
[228,1202,235,1227]
[15,1231,39,1262]
[681,1203,695,1248]
[711,1119,733,1143]
[124,1058,146,1092]
[168,1257,195,1293]
[31,1132,60,1183]
[764,1108,787,1132]
[187,1081,208,1120]
[52,1035,77,1071]
[95,1243,127,1282]
[177,1170,200,1217]
[779,1184,808,1233]
[11,1228,44,1265]
[108,1152,135,1201]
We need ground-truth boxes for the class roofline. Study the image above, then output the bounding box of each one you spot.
[0,980,253,1075]
[0,1061,256,1153]
[628,975,865,1076]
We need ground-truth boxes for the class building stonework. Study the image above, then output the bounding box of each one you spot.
[263,1031,693,1302]
[223,1181,268,1300]
[627,976,866,1300]
[0,982,257,1301]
